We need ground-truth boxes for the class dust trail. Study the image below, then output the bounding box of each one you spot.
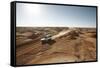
[52,28,74,39]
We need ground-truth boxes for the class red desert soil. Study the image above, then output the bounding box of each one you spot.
[16,28,96,65]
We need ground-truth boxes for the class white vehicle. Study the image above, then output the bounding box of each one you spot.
[41,34,52,44]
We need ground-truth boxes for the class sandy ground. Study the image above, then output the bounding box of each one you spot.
[16,28,97,65]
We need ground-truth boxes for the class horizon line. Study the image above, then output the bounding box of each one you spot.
[16,26,96,28]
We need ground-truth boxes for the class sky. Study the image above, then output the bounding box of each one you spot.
[16,3,97,27]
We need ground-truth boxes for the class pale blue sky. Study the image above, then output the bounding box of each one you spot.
[16,3,96,27]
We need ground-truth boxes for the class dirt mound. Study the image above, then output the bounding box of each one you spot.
[86,33,96,38]
[16,31,42,47]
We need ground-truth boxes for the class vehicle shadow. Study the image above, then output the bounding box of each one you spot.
[42,40,56,45]
[40,40,56,52]
[48,40,56,45]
